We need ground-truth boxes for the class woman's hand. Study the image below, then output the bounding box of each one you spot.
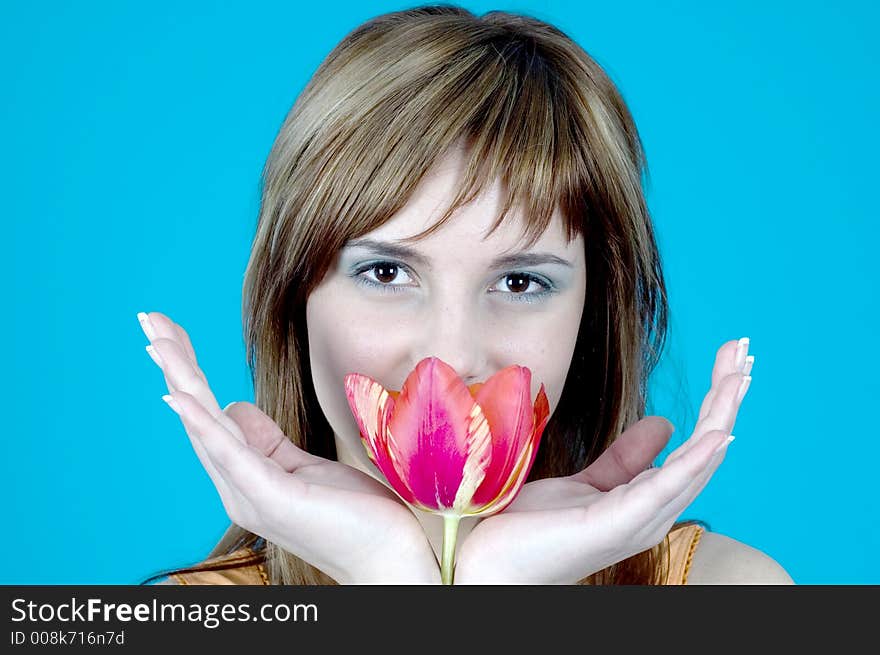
[454,338,754,584]
[137,311,441,585]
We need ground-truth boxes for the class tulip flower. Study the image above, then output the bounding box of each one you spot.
[343,356,550,584]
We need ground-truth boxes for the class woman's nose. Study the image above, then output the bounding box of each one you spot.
[414,300,487,385]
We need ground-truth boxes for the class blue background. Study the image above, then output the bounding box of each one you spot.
[3,1,877,584]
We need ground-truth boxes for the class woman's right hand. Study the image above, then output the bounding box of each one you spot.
[137,311,441,585]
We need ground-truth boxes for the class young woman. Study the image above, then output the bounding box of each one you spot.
[140,4,792,585]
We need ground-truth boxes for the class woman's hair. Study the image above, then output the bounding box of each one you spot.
[142,3,695,586]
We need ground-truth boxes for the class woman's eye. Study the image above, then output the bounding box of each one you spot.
[490,273,551,297]
[351,262,554,303]
[353,262,414,292]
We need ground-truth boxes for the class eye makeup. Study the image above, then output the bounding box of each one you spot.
[487,269,557,304]
[348,260,557,304]
[349,261,413,295]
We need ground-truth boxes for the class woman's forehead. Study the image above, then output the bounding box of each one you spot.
[363,217,564,249]
[347,202,577,255]
[355,164,575,251]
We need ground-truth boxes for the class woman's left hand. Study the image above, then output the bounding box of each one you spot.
[453,338,754,584]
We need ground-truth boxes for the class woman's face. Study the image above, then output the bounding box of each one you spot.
[306,146,587,477]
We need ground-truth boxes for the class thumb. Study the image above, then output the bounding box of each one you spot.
[572,416,675,490]
[222,401,318,472]
[222,401,286,457]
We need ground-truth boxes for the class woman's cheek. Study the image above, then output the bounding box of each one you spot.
[523,341,577,414]
[336,325,406,384]
[306,285,406,468]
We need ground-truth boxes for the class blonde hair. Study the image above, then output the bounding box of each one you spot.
[146,3,687,585]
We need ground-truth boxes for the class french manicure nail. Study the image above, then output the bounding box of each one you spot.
[146,344,163,368]
[137,311,157,341]
[734,337,750,372]
[743,354,755,376]
[162,394,182,415]
[735,375,752,403]
[713,434,735,454]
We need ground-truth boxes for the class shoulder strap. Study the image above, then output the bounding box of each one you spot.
[665,524,705,585]
[168,548,269,585]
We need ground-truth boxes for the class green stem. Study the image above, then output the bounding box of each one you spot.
[441,514,462,585]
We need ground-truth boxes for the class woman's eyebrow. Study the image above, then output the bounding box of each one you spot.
[344,238,574,269]
[490,251,574,269]
[344,239,430,266]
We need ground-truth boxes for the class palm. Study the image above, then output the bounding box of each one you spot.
[222,401,436,541]
[488,411,675,520]
[501,476,603,513]
[457,422,668,583]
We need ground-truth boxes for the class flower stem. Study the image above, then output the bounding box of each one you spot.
[441,514,461,585]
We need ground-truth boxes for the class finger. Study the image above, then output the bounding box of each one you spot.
[668,370,750,464]
[697,353,754,421]
[223,401,319,472]
[697,338,751,421]
[139,311,202,372]
[572,416,674,490]
[139,313,175,392]
[168,390,292,521]
[148,337,231,431]
[140,314,249,444]
[638,433,733,539]
[621,429,731,524]
[142,312,198,366]
[162,392,247,514]
[696,371,751,436]
[675,435,732,509]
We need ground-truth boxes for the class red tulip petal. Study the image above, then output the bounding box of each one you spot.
[469,366,535,507]
[343,373,417,505]
[532,382,550,437]
[468,383,550,516]
[385,357,492,510]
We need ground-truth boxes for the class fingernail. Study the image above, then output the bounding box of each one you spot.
[743,354,755,376]
[137,312,157,341]
[145,344,164,368]
[162,394,182,415]
[735,375,752,403]
[713,434,735,454]
[734,337,750,372]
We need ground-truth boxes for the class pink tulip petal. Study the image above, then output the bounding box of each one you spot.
[385,357,492,510]
[469,366,535,507]
[343,373,417,505]
[450,401,493,513]
[468,435,536,516]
